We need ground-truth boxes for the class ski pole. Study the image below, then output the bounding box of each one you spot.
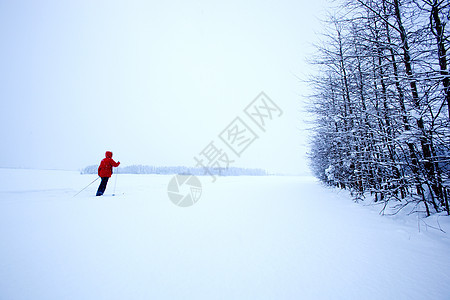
[112,167,118,196]
[73,177,99,197]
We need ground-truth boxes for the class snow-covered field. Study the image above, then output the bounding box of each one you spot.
[0,168,449,300]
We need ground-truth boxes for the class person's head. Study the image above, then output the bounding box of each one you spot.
[105,151,113,158]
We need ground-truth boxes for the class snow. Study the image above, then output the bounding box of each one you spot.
[0,168,449,299]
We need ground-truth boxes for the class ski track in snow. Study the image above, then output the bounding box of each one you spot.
[0,168,449,300]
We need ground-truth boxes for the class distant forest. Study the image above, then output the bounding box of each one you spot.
[81,165,268,176]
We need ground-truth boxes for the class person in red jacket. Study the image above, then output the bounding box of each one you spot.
[96,151,120,196]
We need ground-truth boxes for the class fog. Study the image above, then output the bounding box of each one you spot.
[0,0,327,174]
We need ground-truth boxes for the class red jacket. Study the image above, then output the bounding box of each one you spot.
[98,151,120,178]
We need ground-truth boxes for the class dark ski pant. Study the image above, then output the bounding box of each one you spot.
[96,177,109,196]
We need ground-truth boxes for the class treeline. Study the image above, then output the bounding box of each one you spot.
[81,164,268,176]
[308,0,450,215]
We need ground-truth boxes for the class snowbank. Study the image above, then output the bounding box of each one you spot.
[0,169,449,299]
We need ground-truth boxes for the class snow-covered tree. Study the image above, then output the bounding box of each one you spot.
[308,0,450,215]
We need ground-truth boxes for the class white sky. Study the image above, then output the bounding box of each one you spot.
[0,0,328,174]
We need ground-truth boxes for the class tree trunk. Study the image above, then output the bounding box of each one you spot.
[429,0,450,119]
[393,0,441,202]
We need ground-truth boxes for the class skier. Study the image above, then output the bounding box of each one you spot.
[96,151,120,196]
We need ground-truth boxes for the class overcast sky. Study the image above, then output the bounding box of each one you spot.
[0,0,328,174]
